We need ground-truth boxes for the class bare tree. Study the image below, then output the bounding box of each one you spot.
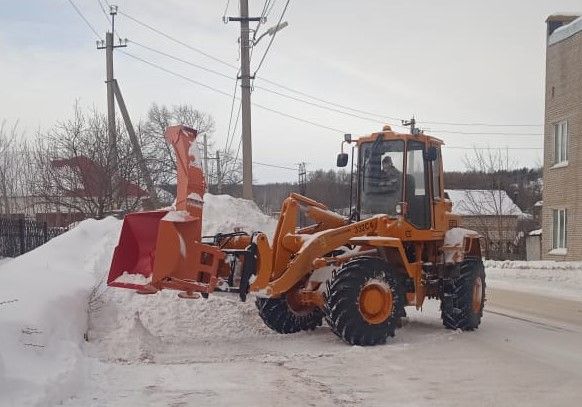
[140,103,216,200]
[0,121,37,216]
[461,148,520,259]
[31,105,145,218]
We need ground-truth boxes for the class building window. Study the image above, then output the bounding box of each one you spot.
[554,121,568,164]
[552,209,567,249]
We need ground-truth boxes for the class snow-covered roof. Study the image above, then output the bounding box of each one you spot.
[445,189,523,217]
[534,200,543,207]
[549,15,582,45]
[529,229,542,236]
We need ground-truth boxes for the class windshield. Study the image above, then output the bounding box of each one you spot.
[359,139,404,218]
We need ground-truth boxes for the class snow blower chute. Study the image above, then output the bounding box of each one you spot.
[107,125,225,298]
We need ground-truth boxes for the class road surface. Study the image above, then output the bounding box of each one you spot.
[64,287,582,407]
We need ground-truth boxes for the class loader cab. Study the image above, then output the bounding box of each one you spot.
[339,128,443,230]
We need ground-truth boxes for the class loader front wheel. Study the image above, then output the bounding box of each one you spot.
[255,296,323,334]
[441,260,486,330]
[324,257,404,346]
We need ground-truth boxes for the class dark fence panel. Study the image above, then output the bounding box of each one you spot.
[0,217,66,257]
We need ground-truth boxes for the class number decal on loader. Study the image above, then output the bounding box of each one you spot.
[353,220,375,234]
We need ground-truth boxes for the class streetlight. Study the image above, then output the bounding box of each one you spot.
[253,21,289,45]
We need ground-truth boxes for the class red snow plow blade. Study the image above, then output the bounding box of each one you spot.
[107,125,225,297]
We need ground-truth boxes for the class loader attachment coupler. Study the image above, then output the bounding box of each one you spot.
[107,125,225,297]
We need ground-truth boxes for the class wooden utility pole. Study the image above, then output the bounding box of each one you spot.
[228,1,261,201]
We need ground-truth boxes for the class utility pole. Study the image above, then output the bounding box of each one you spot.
[216,151,222,194]
[97,5,125,201]
[98,5,159,208]
[203,134,209,185]
[402,116,422,135]
[228,1,261,201]
[298,162,307,226]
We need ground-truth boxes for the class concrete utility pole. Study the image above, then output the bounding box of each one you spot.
[203,134,209,185]
[228,0,261,201]
[402,116,422,135]
[98,5,159,208]
[216,151,222,194]
[97,5,125,203]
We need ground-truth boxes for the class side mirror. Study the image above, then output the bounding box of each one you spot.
[337,153,349,167]
[424,146,438,161]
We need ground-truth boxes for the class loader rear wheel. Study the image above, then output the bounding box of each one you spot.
[324,257,404,346]
[441,260,486,330]
[255,296,323,334]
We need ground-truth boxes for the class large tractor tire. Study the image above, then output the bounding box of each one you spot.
[441,260,486,330]
[324,257,405,346]
[255,296,324,334]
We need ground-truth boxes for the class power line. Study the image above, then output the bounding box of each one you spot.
[130,40,233,79]
[252,0,290,76]
[429,130,543,136]
[446,146,543,151]
[96,0,110,23]
[119,11,238,71]
[118,9,542,130]
[127,42,545,136]
[120,51,347,133]
[224,79,240,152]
[252,0,273,43]
[66,0,102,39]
[421,120,543,128]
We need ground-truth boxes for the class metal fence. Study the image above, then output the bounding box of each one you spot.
[0,217,65,257]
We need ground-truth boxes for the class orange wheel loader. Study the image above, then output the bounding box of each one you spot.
[108,124,485,346]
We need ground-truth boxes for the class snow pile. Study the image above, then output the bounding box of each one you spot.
[0,217,122,406]
[202,194,277,238]
[91,291,275,362]
[0,193,278,406]
[485,260,582,300]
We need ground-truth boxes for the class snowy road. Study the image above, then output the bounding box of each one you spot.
[64,288,582,407]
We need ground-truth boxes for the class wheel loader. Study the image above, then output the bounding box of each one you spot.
[108,124,485,346]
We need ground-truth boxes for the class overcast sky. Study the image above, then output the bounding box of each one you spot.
[1,0,580,183]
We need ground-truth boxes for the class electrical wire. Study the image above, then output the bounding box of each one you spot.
[119,11,238,71]
[120,51,348,133]
[446,146,543,150]
[118,9,543,130]
[66,0,102,39]
[223,79,240,152]
[127,42,544,136]
[130,40,233,79]
[252,0,290,76]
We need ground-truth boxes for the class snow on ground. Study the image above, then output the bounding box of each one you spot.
[2,191,582,406]
[0,193,277,406]
[0,217,121,406]
[485,260,582,301]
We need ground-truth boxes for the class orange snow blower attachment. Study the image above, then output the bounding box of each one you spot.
[107,125,224,297]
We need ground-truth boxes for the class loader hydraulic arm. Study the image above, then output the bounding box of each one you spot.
[249,193,394,297]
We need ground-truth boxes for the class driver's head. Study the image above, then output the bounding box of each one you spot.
[382,155,394,170]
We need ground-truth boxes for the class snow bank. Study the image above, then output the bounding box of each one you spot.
[485,260,582,301]
[0,193,278,405]
[0,217,122,406]
[202,194,277,239]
